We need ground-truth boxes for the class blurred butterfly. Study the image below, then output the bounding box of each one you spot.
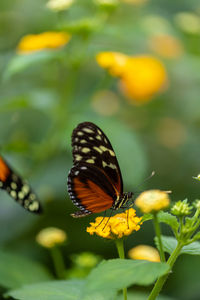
[67,122,133,217]
[0,156,42,213]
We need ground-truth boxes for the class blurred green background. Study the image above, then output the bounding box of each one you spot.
[1,0,200,299]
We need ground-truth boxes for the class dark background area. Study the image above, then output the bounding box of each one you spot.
[1,0,200,299]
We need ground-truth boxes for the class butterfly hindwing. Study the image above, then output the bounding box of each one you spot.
[71,122,123,194]
[0,156,42,213]
[67,163,118,216]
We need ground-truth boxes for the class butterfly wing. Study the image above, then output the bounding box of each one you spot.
[71,122,123,194]
[67,163,118,217]
[0,156,42,213]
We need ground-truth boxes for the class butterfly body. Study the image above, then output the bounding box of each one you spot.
[0,156,42,213]
[67,122,133,217]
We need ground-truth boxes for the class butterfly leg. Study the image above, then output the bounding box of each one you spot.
[95,210,107,229]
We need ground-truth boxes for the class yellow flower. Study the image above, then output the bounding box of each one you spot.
[36,227,67,248]
[120,56,168,103]
[128,245,160,262]
[96,52,168,103]
[46,0,74,12]
[148,34,183,59]
[17,31,71,54]
[135,190,170,214]
[86,208,142,239]
[96,52,128,77]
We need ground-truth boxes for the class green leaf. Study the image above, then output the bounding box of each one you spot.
[181,242,200,255]
[7,259,170,300]
[157,211,179,233]
[155,236,177,255]
[85,259,169,293]
[7,280,85,300]
[3,51,60,79]
[156,236,200,256]
[0,249,52,289]
[116,291,176,300]
[142,213,153,222]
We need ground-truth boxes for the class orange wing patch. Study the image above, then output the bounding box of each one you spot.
[0,157,10,182]
[74,178,114,213]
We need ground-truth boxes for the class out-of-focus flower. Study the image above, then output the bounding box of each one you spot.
[193,174,200,181]
[46,0,74,12]
[36,227,67,248]
[91,90,120,116]
[171,199,192,217]
[135,190,170,214]
[148,34,183,59]
[17,32,71,54]
[174,12,200,34]
[87,208,142,239]
[96,52,168,104]
[194,200,200,211]
[96,51,128,77]
[94,0,119,6]
[120,56,168,103]
[123,0,148,5]
[128,245,160,262]
[156,118,187,149]
[71,252,100,268]
[141,15,171,35]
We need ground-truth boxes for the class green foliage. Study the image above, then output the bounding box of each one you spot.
[7,259,169,300]
[0,249,52,289]
[157,211,179,234]
[7,280,85,300]
[155,236,200,256]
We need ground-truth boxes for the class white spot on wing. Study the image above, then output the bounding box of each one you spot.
[93,146,102,154]
[82,147,90,153]
[86,159,95,164]
[10,190,17,198]
[11,182,17,190]
[83,128,93,133]
[77,131,84,136]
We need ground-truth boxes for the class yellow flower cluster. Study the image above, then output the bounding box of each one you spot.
[96,52,168,103]
[17,31,71,54]
[135,189,170,214]
[36,227,67,248]
[86,208,142,239]
[128,245,160,262]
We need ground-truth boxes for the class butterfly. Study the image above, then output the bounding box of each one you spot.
[0,156,42,213]
[67,122,133,217]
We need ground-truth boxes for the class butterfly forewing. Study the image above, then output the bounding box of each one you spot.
[0,156,42,213]
[71,122,123,194]
[68,163,117,217]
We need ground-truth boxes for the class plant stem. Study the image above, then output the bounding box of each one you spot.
[148,241,183,300]
[50,247,66,279]
[153,213,165,262]
[115,239,127,300]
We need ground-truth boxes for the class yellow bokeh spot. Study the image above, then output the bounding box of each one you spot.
[91,90,120,116]
[36,227,67,248]
[17,31,71,54]
[96,51,168,104]
[128,245,160,262]
[135,189,170,214]
[148,34,183,59]
[120,56,168,103]
[96,52,129,77]
[86,208,142,239]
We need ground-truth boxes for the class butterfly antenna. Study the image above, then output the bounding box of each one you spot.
[134,171,155,192]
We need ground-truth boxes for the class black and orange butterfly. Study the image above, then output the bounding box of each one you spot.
[0,156,42,213]
[67,122,133,217]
